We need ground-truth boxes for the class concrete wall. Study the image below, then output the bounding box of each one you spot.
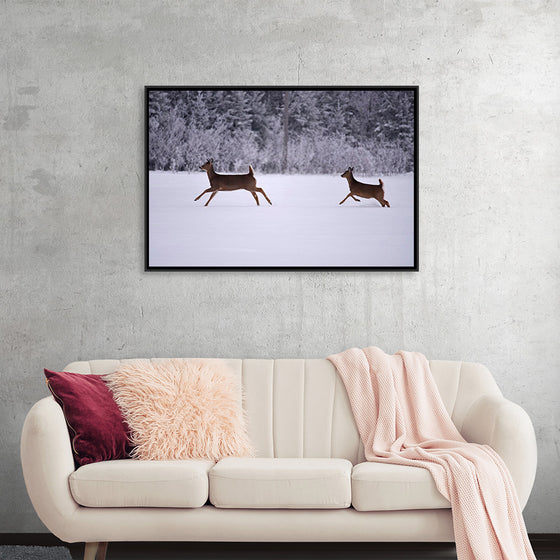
[1,0,559,533]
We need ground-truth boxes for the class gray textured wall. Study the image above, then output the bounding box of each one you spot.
[1,0,559,533]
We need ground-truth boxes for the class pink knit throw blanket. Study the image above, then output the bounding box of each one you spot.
[327,347,535,560]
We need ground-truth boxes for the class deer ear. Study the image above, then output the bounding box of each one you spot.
[209,158,213,163]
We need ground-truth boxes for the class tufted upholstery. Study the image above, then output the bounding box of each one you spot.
[64,358,503,465]
[22,357,536,544]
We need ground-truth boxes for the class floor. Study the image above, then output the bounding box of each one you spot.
[64,540,559,560]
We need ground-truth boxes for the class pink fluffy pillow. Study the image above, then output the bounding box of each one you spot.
[104,359,253,461]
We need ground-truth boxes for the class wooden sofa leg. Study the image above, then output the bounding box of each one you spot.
[84,542,108,560]
[84,543,98,560]
[97,542,108,560]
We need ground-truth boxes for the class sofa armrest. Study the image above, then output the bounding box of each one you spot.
[460,394,537,509]
[21,397,79,538]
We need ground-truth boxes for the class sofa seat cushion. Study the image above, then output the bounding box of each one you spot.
[209,458,352,509]
[351,462,451,511]
[69,459,214,508]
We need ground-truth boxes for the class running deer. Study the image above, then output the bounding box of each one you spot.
[339,167,390,207]
[195,159,272,206]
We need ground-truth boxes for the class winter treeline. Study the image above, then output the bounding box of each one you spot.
[148,89,415,175]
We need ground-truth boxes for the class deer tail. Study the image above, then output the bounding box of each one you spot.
[379,178,383,186]
[248,165,254,176]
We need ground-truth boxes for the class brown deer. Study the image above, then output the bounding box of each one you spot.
[195,159,272,206]
[339,167,390,207]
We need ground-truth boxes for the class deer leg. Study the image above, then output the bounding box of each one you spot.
[194,188,213,201]
[339,193,355,205]
[256,188,272,205]
[204,191,219,206]
[384,200,390,207]
[250,191,260,205]
[350,195,360,201]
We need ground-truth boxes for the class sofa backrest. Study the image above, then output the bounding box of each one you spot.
[64,358,502,464]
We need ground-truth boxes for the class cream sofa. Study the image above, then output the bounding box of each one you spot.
[21,358,537,560]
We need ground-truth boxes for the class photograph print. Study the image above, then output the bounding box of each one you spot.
[146,86,418,269]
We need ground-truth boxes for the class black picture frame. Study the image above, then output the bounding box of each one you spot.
[145,86,418,271]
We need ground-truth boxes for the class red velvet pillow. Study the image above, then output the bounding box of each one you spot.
[44,369,132,467]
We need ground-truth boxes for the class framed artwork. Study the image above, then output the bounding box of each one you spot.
[145,86,418,270]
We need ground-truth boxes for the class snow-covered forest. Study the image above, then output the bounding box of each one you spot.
[148,88,415,175]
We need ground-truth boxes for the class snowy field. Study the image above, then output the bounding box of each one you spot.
[148,172,415,268]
